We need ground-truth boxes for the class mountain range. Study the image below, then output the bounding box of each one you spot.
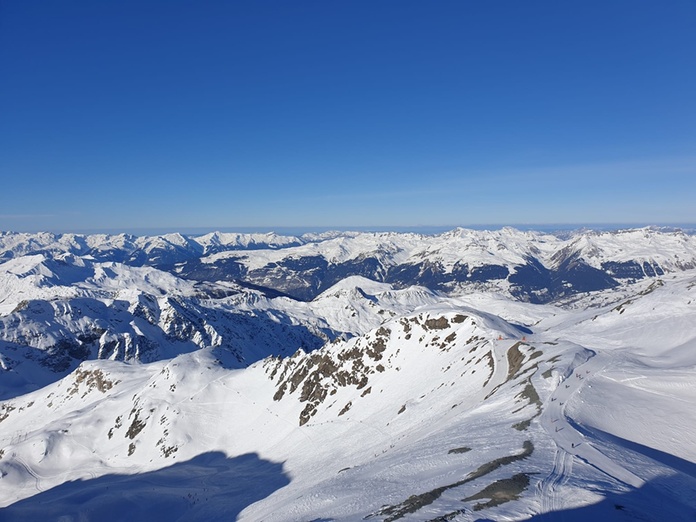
[1,227,695,521]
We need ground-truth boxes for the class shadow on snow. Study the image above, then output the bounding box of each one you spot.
[568,419,696,479]
[519,473,696,522]
[515,421,696,522]
[0,451,289,522]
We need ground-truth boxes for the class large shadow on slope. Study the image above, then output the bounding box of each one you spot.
[515,426,696,522]
[519,473,696,521]
[0,452,289,522]
[566,419,696,478]
[0,303,331,401]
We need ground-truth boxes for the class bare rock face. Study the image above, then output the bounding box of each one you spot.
[267,326,390,426]
[264,311,492,426]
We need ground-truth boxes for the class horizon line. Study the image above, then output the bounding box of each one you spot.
[2,222,696,237]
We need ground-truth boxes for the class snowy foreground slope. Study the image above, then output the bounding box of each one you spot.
[0,228,695,521]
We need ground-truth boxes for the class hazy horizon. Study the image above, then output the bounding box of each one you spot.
[3,222,696,238]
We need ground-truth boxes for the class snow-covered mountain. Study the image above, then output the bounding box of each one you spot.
[4,226,695,303]
[0,227,695,521]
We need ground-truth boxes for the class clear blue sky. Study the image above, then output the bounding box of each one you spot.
[1,1,694,233]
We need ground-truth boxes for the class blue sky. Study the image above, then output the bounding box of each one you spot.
[1,1,694,233]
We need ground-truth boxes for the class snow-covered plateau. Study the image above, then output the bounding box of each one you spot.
[0,227,695,521]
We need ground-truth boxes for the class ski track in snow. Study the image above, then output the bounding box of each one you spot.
[538,349,645,512]
[13,454,43,493]
[538,446,573,513]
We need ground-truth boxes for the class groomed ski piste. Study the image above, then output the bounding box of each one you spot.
[0,228,695,521]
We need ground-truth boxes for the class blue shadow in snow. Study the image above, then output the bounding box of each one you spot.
[567,420,696,479]
[521,474,696,521]
[0,452,289,522]
[519,424,696,522]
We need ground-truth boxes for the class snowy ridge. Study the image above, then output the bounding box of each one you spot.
[553,228,696,273]
[197,228,548,271]
[3,227,695,274]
